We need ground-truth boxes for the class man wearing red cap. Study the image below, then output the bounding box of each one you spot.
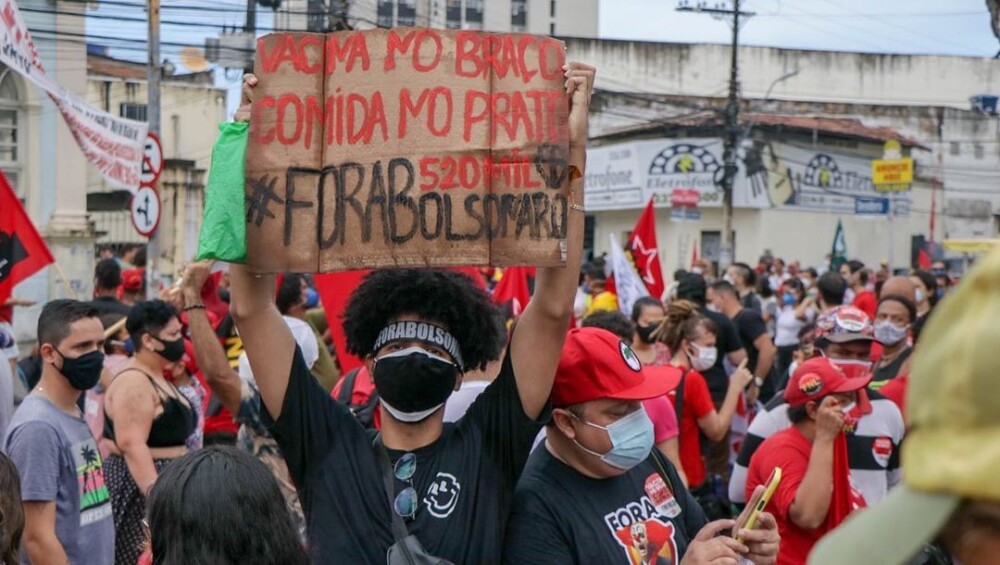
[745,357,871,565]
[729,306,904,509]
[503,327,780,564]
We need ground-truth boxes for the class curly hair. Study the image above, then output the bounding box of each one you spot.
[342,269,504,371]
[653,299,717,353]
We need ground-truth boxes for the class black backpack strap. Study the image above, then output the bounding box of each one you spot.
[646,450,675,495]
[337,367,361,405]
[673,368,689,423]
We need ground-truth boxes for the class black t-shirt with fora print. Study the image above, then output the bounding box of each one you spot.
[263,343,546,564]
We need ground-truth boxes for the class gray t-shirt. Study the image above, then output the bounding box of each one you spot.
[4,395,115,564]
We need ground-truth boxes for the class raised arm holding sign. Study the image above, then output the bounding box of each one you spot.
[228,28,592,562]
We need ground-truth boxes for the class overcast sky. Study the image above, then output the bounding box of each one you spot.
[600,0,996,57]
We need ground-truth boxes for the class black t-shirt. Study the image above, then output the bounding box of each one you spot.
[699,307,744,403]
[503,446,708,564]
[733,309,767,375]
[265,344,545,564]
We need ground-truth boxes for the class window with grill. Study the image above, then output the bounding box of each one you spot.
[446,0,462,28]
[398,0,417,26]
[120,102,148,122]
[512,0,527,28]
[0,65,22,196]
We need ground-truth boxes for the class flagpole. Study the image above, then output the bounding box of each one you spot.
[50,262,78,300]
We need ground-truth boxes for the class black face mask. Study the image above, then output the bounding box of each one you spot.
[636,324,657,344]
[152,336,186,363]
[373,348,458,423]
[56,349,105,391]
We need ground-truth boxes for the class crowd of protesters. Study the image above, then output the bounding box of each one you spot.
[0,60,994,565]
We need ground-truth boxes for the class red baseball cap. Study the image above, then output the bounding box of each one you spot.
[784,357,872,407]
[551,327,681,408]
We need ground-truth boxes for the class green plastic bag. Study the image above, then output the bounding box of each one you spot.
[196,121,249,262]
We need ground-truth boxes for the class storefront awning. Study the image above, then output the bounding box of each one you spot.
[941,239,1000,253]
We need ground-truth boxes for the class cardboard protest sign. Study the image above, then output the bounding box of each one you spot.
[245,28,570,273]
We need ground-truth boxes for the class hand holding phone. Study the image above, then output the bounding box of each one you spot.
[733,467,782,543]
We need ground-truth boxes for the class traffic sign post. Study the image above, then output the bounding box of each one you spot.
[141,133,164,187]
[130,185,161,237]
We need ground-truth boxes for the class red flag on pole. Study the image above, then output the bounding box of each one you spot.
[917,246,932,270]
[691,239,700,269]
[626,199,664,300]
[492,266,533,320]
[1,171,53,304]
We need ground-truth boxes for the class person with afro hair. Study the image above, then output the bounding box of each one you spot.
[228,62,595,562]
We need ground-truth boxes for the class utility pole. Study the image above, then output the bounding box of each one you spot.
[146,0,161,299]
[245,0,257,74]
[677,0,754,269]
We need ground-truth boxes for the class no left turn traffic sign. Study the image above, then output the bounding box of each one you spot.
[141,132,164,187]
[130,185,161,237]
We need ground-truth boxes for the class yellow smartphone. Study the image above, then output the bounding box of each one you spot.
[734,467,782,543]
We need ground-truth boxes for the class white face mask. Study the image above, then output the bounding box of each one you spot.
[874,320,909,346]
[688,343,717,371]
[839,401,857,415]
[915,289,926,304]
[380,399,445,423]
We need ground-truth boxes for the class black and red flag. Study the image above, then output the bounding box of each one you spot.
[0,170,53,304]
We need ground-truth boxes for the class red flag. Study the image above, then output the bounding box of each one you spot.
[691,239,699,269]
[626,200,664,299]
[917,246,932,269]
[493,267,532,319]
[314,267,488,374]
[1,171,53,303]
[314,270,370,374]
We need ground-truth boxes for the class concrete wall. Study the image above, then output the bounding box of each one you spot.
[564,37,1000,109]
[279,0,598,35]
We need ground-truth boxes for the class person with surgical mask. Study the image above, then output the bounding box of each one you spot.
[503,328,779,564]
[870,296,916,389]
[728,306,904,511]
[656,300,753,492]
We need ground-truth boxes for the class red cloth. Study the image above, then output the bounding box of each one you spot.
[747,427,865,565]
[917,247,932,269]
[0,304,11,324]
[852,290,877,319]
[200,271,229,328]
[194,371,238,436]
[493,267,533,317]
[878,374,908,417]
[666,369,715,487]
[0,170,53,304]
[626,199,665,299]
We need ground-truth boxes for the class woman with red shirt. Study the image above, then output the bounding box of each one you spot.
[656,300,753,488]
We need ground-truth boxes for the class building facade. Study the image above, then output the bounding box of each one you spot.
[7,7,226,348]
[276,0,598,36]
[568,37,1000,276]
